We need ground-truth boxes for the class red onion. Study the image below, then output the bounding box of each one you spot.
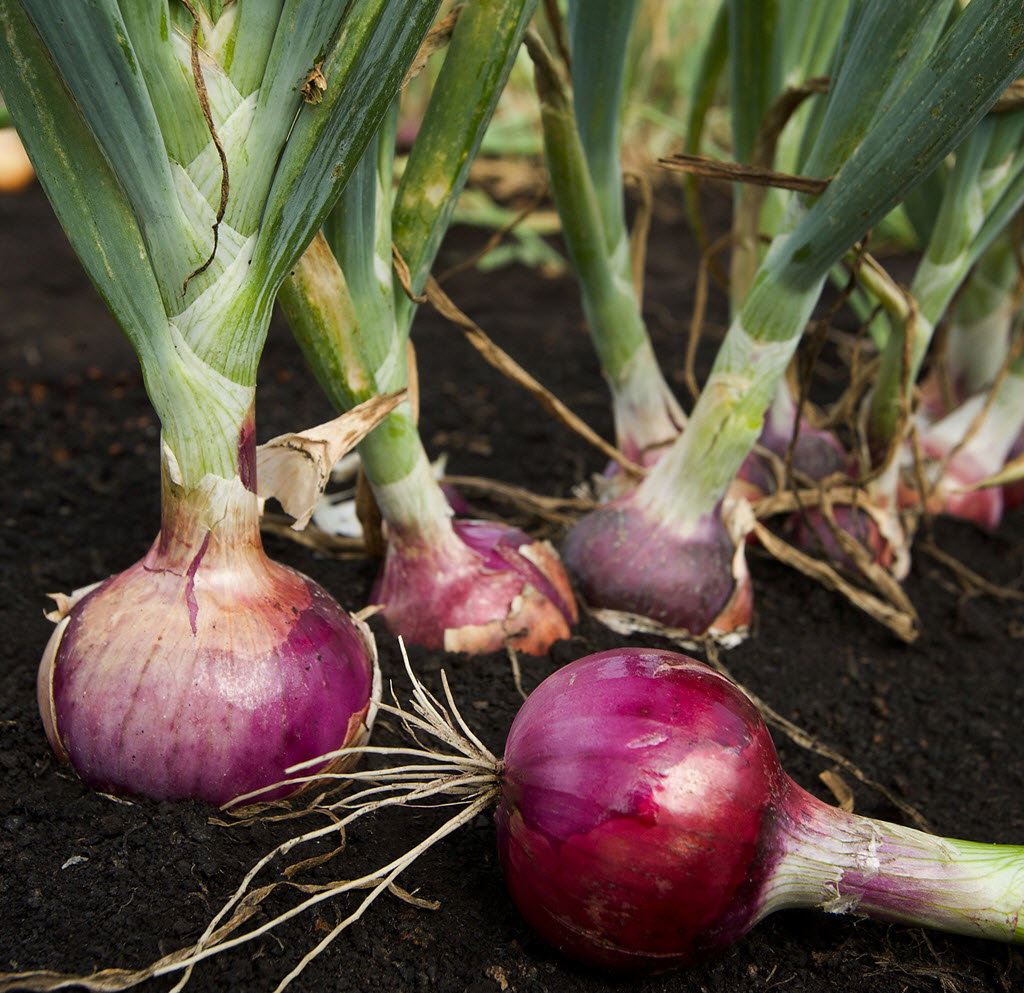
[372,517,577,655]
[898,441,1003,529]
[495,648,1024,970]
[38,441,379,807]
[63,647,1020,988]
[561,498,751,636]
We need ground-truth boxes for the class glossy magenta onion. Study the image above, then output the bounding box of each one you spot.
[495,648,1024,970]
[39,450,379,807]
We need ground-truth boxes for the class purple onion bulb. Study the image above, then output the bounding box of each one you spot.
[38,467,378,806]
[372,518,577,655]
[496,649,1024,970]
[561,497,751,635]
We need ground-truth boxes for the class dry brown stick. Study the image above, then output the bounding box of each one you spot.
[392,245,640,476]
[261,514,367,557]
[685,231,733,403]
[920,540,1024,602]
[442,473,595,523]
[750,518,919,643]
[625,169,653,308]
[540,0,571,70]
[731,76,831,302]
[660,152,831,195]
[421,274,645,478]
[436,187,548,284]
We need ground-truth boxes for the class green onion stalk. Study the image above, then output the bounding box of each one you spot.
[941,237,1024,510]
[280,0,576,657]
[725,0,853,500]
[0,0,441,804]
[864,108,1024,529]
[527,0,686,490]
[561,0,1024,637]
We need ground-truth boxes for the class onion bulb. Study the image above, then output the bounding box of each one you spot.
[496,648,1024,970]
[38,441,379,806]
[372,517,577,655]
[561,497,751,637]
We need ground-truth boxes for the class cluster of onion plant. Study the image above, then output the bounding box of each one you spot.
[716,0,1024,566]
[524,5,748,640]
[554,0,1024,639]
[700,0,901,580]
[10,646,1022,992]
[279,0,577,657]
[0,0,443,803]
[863,107,1024,531]
[5,0,1024,987]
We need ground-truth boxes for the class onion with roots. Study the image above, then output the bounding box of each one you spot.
[496,649,1024,969]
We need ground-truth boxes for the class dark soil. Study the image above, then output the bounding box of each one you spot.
[3,177,1024,993]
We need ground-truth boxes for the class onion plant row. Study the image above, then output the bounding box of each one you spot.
[2,0,1024,988]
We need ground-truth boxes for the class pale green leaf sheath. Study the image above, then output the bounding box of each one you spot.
[530,7,685,471]
[0,0,441,500]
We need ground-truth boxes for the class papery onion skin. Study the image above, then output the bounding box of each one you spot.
[496,649,1024,972]
[371,518,577,655]
[561,498,750,635]
[38,472,378,807]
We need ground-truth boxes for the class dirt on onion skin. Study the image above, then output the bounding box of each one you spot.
[3,179,1024,993]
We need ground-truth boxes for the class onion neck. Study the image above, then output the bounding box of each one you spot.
[764,779,1024,942]
[150,405,263,574]
[609,339,686,465]
[364,416,456,545]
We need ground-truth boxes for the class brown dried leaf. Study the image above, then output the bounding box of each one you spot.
[257,391,405,530]
[402,6,461,87]
[43,581,103,623]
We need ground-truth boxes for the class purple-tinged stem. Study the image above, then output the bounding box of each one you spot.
[768,780,1024,943]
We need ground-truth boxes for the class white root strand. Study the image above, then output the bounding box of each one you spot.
[161,641,499,991]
